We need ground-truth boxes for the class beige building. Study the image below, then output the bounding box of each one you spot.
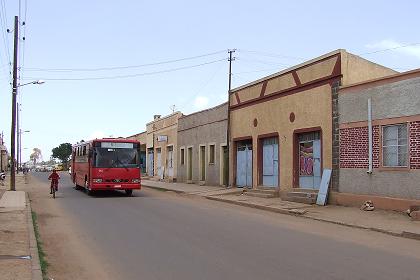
[146,112,183,181]
[229,49,397,199]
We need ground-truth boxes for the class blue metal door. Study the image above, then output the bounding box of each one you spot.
[236,142,252,188]
[262,137,279,187]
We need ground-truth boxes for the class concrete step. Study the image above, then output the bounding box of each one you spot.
[284,191,318,204]
[244,189,278,198]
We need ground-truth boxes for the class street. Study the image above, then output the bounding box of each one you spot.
[28,172,420,280]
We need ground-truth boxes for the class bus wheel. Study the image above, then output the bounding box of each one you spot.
[125,189,133,196]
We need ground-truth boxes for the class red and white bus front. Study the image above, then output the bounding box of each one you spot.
[89,141,141,195]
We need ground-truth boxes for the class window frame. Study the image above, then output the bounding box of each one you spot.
[380,123,409,170]
[208,144,215,165]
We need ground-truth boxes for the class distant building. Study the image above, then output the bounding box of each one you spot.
[146,112,183,181]
[0,134,8,171]
[228,49,397,201]
[336,69,420,211]
[177,103,228,186]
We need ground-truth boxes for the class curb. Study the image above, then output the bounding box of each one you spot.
[26,193,43,280]
[142,184,186,194]
[205,195,420,241]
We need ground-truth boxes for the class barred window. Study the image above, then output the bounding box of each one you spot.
[382,124,408,167]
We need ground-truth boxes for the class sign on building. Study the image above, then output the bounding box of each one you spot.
[157,135,168,142]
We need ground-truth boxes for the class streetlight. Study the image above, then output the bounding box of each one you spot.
[10,79,45,191]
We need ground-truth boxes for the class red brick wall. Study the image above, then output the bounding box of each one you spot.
[410,121,420,169]
[340,122,420,169]
[339,125,379,169]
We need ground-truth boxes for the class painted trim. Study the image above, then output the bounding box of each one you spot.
[293,127,323,188]
[339,68,420,93]
[260,81,268,97]
[231,50,342,93]
[230,75,339,111]
[339,114,420,129]
[292,71,301,87]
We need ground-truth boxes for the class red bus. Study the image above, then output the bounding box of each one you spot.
[72,138,141,196]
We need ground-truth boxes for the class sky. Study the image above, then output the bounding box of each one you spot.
[0,0,420,163]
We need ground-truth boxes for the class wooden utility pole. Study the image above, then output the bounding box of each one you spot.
[10,16,19,191]
[226,49,235,188]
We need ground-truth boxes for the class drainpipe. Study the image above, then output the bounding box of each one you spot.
[367,98,373,174]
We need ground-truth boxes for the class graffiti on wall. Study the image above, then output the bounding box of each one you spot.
[299,142,314,176]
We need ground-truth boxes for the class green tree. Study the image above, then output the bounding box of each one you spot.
[51,143,72,164]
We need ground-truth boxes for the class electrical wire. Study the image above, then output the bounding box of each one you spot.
[239,49,305,61]
[359,42,420,56]
[0,0,12,84]
[24,58,226,81]
[22,50,227,72]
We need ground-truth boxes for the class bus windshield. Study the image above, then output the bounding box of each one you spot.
[93,147,140,168]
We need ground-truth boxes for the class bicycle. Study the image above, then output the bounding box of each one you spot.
[49,179,58,199]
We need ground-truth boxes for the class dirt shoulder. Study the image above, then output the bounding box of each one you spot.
[25,174,115,280]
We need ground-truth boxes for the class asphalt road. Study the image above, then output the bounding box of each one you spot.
[31,172,420,280]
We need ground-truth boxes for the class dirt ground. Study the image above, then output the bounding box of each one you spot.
[25,174,115,280]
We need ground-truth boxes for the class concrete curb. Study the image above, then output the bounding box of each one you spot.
[26,193,43,280]
[205,196,420,241]
[142,184,186,194]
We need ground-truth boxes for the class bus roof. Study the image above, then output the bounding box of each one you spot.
[73,138,140,147]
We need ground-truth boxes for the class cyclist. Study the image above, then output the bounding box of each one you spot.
[48,169,60,194]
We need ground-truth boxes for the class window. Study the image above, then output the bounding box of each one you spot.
[382,124,408,167]
[180,148,185,165]
[82,146,87,156]
[209,144,215,164]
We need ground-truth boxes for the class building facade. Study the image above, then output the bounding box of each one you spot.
[177,103,228,186]
[335,69,420,211]
[228,49,397,195]
[146,112,182,181]
[0,137,8,171]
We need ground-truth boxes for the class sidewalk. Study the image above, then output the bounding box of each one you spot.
[142,179,420,241]
[0,175,42,280]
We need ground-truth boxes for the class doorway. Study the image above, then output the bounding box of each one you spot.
[167,146,174,177]
[298,131,321,189]
[262,137,279,187]
[147,148,154,176]
[236,140,252,188]
[200,145,206,181]
[187,147,193,181]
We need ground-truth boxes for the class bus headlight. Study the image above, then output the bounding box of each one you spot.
[93,178,103,183]
[132,179,140,183]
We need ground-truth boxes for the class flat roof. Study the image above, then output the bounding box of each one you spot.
[340,68,420,93]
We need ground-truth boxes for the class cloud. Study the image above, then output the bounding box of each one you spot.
[193,96,209,109]
[366,39,420,59]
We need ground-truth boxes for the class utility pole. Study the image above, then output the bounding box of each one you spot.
[226,49,235,188]
[16,103,20,173]
[10,16,19,191]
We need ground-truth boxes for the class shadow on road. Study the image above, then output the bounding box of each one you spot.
[73,187,147,198]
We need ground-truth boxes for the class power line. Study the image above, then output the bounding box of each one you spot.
[22,50,227,72]
[358,42,420,56]
[24,58,226,81]
[239,49,305,61]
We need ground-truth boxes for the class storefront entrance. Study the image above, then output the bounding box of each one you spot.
[298,131,321,189]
